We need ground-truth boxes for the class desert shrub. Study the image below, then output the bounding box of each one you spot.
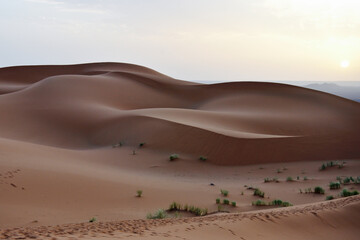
[271,199,283,206]
[329,182,341,190]
[169,154,179,161]
[343,177,354,184]
[147,209,167,219]
[355,177,360,184]
[231,201,236,207]
[314,186,325,194]
[241,191,244,195]
[221,189,229,197]
[299,188,303,194]
[189,207,207,216]
[264,177,278,183]
[223,199,230,205]
[183,204,188,211]
[303,176,309,181]
[252,200,267,206]
[326,195,334,200]
[281,201,292,207]
[139,142,145,147]
[89,217,96,223]
[136,190,143,197]
[341,189,359,197]
[297,176,300,180]
[253,188,265,198]
[169,202,182,211]
[199,156,207,161]
[286,176,294,182]
[216,198,220,204]
[277,169,282,173]
[217,204,223,212]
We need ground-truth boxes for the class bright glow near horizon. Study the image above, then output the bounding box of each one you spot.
[0,0,359,82]
[341,60,350,68]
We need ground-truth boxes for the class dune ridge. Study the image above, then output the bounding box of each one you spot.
[1,195,359,239]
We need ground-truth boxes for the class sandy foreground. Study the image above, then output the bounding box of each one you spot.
[0,63,359,239]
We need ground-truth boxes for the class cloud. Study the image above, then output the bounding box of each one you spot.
[25,0,64,4]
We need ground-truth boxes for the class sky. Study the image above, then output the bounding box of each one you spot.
[0,0,359,82]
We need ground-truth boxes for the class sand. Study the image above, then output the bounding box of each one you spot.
[0,62,359,239]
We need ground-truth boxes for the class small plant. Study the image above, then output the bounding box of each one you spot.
[169,154,179,161]
[326,195,334,200]
[253,188,265,198]
[343,176,354,185]
[132,150,136,155]
[174,211,181,218]
[296,176,300,180]
[277,169,282,174]
[303,176,309,181]
[252,200,267,206]
[220,189,229,197]
[147,209,167,219]
[341,189,359,197]
[241,191,244,195]
[89,217,96,223]
[264,177,271,183]
[329,182,341,190]
[286,176,294,182]
[139,142,145,147]
[299,188,303,194]
[314,186,325,194]
[169,202,182,211]
[223,199,230,205]
[183,204,189,211]
[217,204,223,212]
[136,190,143,197]
[216,198,220,204]
[231,201,236,207]
[305,187,312,194]
[199,156,207,161]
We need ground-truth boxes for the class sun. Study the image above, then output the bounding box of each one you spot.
[340,60,350,68]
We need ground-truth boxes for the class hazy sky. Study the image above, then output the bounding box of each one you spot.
[1,0,359,82]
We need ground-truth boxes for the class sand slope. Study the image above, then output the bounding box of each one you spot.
[0,62,359,165]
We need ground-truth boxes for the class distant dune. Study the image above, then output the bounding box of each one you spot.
[304,82,360,102]
[1,62,360,165]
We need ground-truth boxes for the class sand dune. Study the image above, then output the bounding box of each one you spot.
[0,62,359,165]
[0,62,359,239]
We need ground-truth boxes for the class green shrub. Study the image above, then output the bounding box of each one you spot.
[271,199,283,206]
[223,199,230,205]
[281,201,292,207]
[169,202,181,211]
[343,177,354,184]
[286,176,294,182]
[329,182,341,190]
[254,188,265,198]
[216,198,220,204]
[314,186,325,194]
[217,204,223,212]
[252,200,267,206]
[169,154,179,161]
[199,156,207,161]
[136,190,143,197]
[326,195,334,200]
[341,189,359,197]
[89,217,96,223]
[139,142,145,147]
[147,209,167,219]
[303,176,308,181]
[231,201,236,207]
[221,189,229,197]
[264,177,271,183]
